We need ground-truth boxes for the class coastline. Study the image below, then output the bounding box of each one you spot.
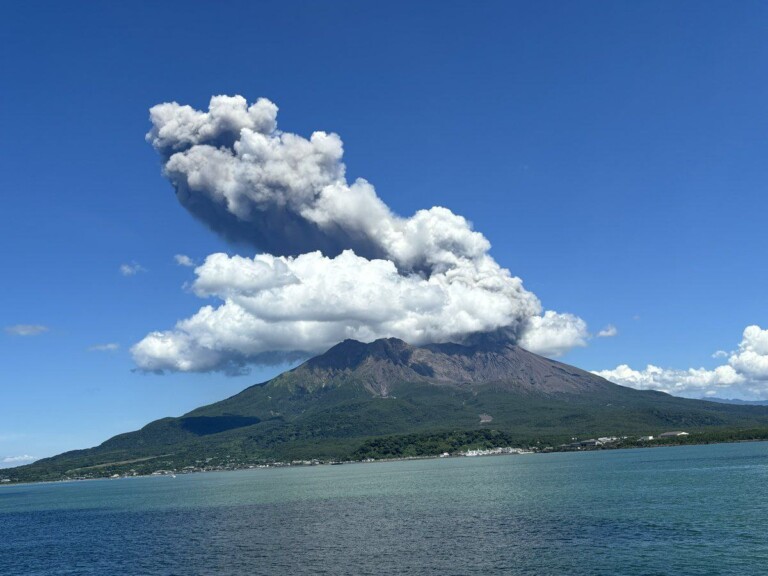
[3,435,768,487]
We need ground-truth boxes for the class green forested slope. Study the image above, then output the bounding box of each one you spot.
[7,338,768,482]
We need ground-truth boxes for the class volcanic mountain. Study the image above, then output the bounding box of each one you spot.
[9,337,768,481]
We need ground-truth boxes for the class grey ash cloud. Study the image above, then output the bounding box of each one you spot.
[132,95,588,372]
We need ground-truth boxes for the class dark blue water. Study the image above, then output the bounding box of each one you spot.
[2,442,767,575]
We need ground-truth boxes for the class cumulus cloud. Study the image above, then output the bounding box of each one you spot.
[518,312,589,358]
[5,324,48,336]
[728,325,768,381]
[174,254,195,267]
[595,325,768,399]
[596,325,618,338]
[89,343,119,352]
[120,262,146,276]
[134,95,589,372]
[132,250,550,372]
[594,364,745,397]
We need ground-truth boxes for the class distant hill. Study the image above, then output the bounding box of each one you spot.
[7,337,768,482]
[702,398,768,406]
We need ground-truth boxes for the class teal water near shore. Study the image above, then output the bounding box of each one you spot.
[2,442,767,575]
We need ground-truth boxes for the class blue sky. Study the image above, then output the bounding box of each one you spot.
[2,1,767,465]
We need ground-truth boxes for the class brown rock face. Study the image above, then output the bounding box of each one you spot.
[278,337,614,397]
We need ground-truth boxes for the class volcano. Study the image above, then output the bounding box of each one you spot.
[9,337,768,481]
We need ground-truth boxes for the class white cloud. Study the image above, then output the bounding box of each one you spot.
[132,250,575,372]
[174,254,195,267]
[146,95,509,273]
[712,350,729,359]
[518,311,589,358]
[596,325,618,338]
[134,95,590,373]
[148,95,278,155]
[88,343,119,352]
[728,325,768,380]
[1,455,36,467]
[595,325,768,399]
[4,324,48,336]
[594,364,745,396]
[120,262,146,276]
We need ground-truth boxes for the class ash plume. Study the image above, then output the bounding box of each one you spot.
[133,95,588,372]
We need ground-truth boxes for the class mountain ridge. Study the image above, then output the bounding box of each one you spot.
[263,336,616,395]
[7,337,768,482]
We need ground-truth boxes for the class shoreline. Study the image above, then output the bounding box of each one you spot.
[3,436,768,487]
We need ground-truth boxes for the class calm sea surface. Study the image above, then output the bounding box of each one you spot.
[2,442,767,575]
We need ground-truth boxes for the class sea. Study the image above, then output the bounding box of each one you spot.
[1,442,767,575]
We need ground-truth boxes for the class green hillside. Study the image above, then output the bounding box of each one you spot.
[7,338,768,482]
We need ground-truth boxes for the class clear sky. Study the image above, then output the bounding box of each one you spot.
[2,1,767,466]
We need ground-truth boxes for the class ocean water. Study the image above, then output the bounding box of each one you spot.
[1,442,767,575]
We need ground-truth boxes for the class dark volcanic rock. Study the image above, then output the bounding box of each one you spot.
[283,337,612,397]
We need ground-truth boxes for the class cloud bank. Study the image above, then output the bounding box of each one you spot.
[133,95,589,372]
[594,325,768,399]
